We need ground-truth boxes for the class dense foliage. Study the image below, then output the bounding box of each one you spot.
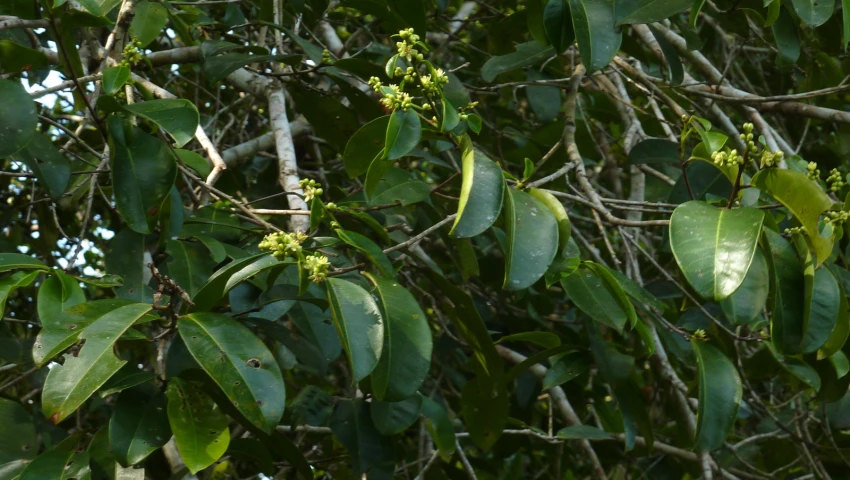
[3,0,850,478]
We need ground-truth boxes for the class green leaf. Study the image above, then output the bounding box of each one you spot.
[191,253,282,312]
[165,240,213,299]
[543,353,590,390]
[384,108,421,160]
[34,298,142,366]
[629,139,680,165]
[102,66,131,95]
[570,0,622,72]
[98,364,158,397]
[371,396,422,436]
[772,7,801,67]
[124,99,200,148]
[557,424,613,439]
[801,266,841,353]
[14,133,71,199]
[649,25,684,85]
[326,278,384,383]
[440,95,460,132]
[792,0,834,26]
[526,71,562,122]
[0,271,39,317]
[721,249,769,324]
[481,41,555,82]
[764,229,806,353]
[166,378,230,474]
[528,0,550,45]
[462,377,509,450]
[364,273,433,401]
[37,271,86,322]
[176,149,212,178]
[17,450,77,480]
[364,156,393,201]
[669,201,765,301]
[129,0,168,47]
[330,399,396,476]
[0,253,47,273]
[337,230,394,277]
[419,395,456,457]
[42,303,153,423]
[503,187,559,290]
[819,274,850,359]
[752,169,833,265]
[343,115,389,178]
[544,0,575,54]
[529,188,571,252]
[203,51,301,85]
[105,229,151,302]
[496,332,561,349]
[844,0,850,50]
[109,387,171,466]
[615,0,692,25]
[450,135,505,238]
[77,0,121,15]
[0,40,50,74]
[0,79,37,158]
[691,340,742,452]
[505,344,579,380]
[615,380,654,451]
[178,312,287,432]
[369,167,432,206]
[768,343,821,391]
[108,120,178,234]
[0,398,37,464]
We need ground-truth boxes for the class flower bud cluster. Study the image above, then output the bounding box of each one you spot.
[807,161,821,181]
[299,178,323,202]
[376,84,415,111]
[827,168,845,192]
[304,254,331,283]
[784,226,808,236]
[711,149,742,167]
[691,329,708,340]
[396,28,423,62]
[258,231,307,259]
[759,149,783,168]
[119,38,144,68]
[826,210,850,226]
[321,49,333,65]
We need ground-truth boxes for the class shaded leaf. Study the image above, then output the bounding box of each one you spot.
[166,378,229,474]
[692,340,742,452]
[326,278,384,383]
[109,387,171,466]
[481,41,554,82]
[0,79,36,158]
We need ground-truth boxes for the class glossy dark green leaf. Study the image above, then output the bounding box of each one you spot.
[528,0,550,44]
[450,135,505,238]
[365,273,432,401]
[544,0,574,53]
[384,108,421,160]
[14,133,71,199]
[178,312,286,432]
[764,229,806,353]
[0,398,37,464]
[570,0,622,72]
[203,52,301,85]
[166,378,229,474]
[526,72,562,122]
[562,265,630,331]
[343,115,389,178]
[629,139,680,166]
[503,187,559,290]
[165,240,213,299]
[0,79,36,158]
[440,95,460,132]
[371,396,422,435]
[529,188,571,251]
[772,7,801,68]
[192,253,282,312]
[496,332,561,349]
[108,120,178,234]
[102,66,131,95]
[721,249,769,325]
[37,271,86,322]
[419,395,456,457]
[801,266,841,353]
[109,387,171,466]
[129,0,168,47]
[768,343,821,391]
[481,41,555,81]
[326,278,384,383]
[105,228,151,302]
[124,99,200,148]
[669,201,764,301]
[175,149,211,178]
[462,377,509,450]
[819,278,850,360]
[0,253,47,273]
[615,0,692,25]
[98,364,158,397]
[0,40,49,74]
[792,0,834,26]
[692,340,742,452]
[34,298,142,366]
[542,353,590,390]
[330,399,396,476]
[369,167,431,206]
[364,155,393,201]
[17,450,76,480]
[557,424,612,439]
[752,168,832,265]
[337,230,394,277]
[0,271,39,317]
[42,303,153,423]
[614,380,654,451]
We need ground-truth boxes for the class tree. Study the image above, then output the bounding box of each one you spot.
[1,0,850,477]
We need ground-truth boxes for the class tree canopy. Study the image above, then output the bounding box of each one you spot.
[2,0,850,478]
